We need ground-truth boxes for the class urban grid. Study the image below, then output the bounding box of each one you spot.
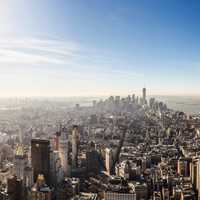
[0,88,199,200]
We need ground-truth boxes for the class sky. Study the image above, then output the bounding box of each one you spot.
[0,0,200,97]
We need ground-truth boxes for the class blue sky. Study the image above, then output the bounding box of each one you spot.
[0,0,200,96]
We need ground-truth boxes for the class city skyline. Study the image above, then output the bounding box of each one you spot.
[2,2,200,199]
[0,0,200,96]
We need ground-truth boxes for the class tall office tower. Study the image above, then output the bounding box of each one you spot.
[149,98,155,109]
[31,139,50,185]
[17,125,24,144]
[14,145,27,180]
[105,148,113,175]
[59,130,69,176]
[86,141,101,175]
[54,132,60,151]
[72,125,79,169]
[50,151,63,184]
[142,87,146,104]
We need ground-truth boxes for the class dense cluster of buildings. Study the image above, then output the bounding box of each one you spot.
[0,88,200,199]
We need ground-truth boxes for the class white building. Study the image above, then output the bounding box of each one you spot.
[105,148,113,175]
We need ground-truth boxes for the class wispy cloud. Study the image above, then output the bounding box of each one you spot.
[0,36,145,96]
[0,36,80,65]
[0,36,143,80]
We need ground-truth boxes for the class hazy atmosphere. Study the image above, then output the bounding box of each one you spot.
[2,1,200,200]
[0,0,200,96]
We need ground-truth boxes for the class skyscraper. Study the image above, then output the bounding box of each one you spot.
[59,129,69,176]
[142,88,146,104]
[72,125,79,169]
[105,148,113,175]
[86,141,101,175]
[14,145,27,180]
[31,139,50,185]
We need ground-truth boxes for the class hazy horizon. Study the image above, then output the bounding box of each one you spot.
[1,94,200,115]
